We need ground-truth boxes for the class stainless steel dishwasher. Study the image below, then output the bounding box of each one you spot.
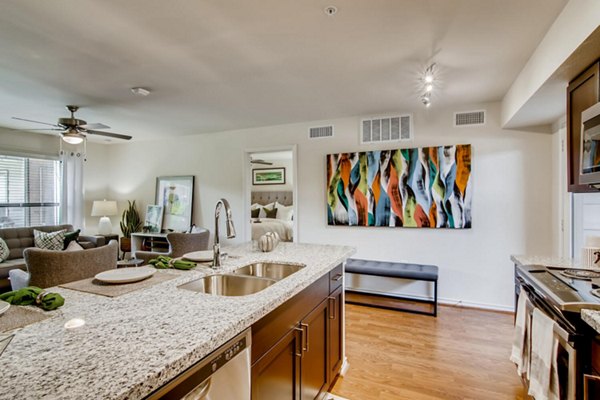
[146,328,251,400]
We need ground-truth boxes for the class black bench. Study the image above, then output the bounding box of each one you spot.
[344,258,439,317]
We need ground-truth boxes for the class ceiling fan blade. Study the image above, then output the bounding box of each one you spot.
[11,117,61,127]
[79,122,110,130]
[86,129,132,140]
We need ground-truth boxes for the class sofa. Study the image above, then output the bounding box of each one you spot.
[0,224,105,292]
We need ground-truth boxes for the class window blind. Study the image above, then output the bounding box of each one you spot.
[0,154,62,228]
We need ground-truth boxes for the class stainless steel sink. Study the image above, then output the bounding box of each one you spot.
[178,274,276,296]
[232,262,305,281]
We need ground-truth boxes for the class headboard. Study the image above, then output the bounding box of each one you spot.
[251,191,293,206]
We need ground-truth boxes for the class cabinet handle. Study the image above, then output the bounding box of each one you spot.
[300,323,309,353]
[294,327,304,358]
[332,273,343,282]
[584,373,600,399]
[328,296,336,319]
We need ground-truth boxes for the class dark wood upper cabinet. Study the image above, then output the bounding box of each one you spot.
[567,61,599,192]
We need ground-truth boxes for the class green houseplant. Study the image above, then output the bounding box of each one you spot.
[119,200,142,254]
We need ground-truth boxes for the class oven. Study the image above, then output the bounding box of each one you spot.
[513,263,600,400]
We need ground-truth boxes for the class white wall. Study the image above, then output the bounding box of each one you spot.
[92,101,554,310]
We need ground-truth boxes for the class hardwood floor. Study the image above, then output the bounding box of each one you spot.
[331,304,526,400]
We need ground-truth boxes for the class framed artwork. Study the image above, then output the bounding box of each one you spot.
[327,144,472,229]
[253,168,286,185]
[155,175,195,232]
[144,205,164,233]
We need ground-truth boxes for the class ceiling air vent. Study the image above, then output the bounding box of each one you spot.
[309,125,334,139]
[361,115,412,144]
[454,110,486,127]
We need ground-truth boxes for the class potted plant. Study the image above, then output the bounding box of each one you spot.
[119,200,142,254]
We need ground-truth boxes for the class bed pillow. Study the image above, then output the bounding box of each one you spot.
[251,208,260,218]
[34,229,66,251]
[263,206,278,219]
[0,237,9,262]
[276,203,294,221]
[63,229,81,250]
[258,202,275,218]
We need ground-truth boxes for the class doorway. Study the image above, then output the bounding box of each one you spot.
[243,145,298,243]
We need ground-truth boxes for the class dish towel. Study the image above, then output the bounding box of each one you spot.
[528,308,560,400]
[510,291,531,376]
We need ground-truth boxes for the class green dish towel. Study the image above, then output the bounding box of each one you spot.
[0,287,65,311]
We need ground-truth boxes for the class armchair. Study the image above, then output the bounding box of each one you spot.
[135,230,210,265]
[9,240,118,290]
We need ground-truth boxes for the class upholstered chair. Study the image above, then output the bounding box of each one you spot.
[9,240,118,290]
[135,230,210,265]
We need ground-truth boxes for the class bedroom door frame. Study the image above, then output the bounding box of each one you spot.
[243,144,298,242]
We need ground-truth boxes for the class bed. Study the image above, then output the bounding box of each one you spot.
[251,191,294,242]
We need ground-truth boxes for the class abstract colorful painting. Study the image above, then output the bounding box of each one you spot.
[326,144,472,228]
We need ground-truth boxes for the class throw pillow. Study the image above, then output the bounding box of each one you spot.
[251,208,260,218]
[263,206,278,219]
[63,229,81,250]
[275,203,294,221]
[34,229,66,251]
[258,202,275,218]
[64,240,84,252]
[0,237,9,263]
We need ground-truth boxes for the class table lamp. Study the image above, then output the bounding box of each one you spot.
[91,200,118,235]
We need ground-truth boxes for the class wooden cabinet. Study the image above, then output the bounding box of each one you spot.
[251,264,344,400]
[567,61,599,192]
[252,327,302,400]
[585,339,600,400]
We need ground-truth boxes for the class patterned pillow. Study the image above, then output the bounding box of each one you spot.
[34,229,66,251]
[0,237,9,262]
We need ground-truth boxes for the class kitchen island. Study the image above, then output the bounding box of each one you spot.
[0,242,354,400]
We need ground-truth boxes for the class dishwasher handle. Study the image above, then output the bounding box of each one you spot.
[182,378,211,400]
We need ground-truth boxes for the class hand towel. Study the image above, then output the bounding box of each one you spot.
[510,291,531,375]
[528,308,560,400]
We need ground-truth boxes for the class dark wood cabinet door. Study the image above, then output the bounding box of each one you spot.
[328,286,343,385]
[252,328,301,400]
[300,299,329,400]
[567,61,599,192]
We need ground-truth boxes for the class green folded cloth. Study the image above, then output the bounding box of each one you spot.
[148,256,197,270]
[0,287,65,311]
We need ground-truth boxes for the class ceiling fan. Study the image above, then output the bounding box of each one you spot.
[12,105,132,144]
[250,159,273,166]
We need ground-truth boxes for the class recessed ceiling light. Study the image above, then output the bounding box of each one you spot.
[324,6,337,16]
[131,87,151,96]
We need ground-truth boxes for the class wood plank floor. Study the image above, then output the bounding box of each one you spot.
[331,304,526,400]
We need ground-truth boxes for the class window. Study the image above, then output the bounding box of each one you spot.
[0,154,62,228]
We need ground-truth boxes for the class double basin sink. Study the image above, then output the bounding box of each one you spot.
[178,262,305,296]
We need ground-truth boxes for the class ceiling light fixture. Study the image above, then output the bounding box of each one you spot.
[62,128,85,145]
[324,6,338,16]
[420,63,437,107]
[131,87,151,96]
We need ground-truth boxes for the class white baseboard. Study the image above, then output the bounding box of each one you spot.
[438,297,514,313]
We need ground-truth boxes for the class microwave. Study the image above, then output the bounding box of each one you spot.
[580,102,600,185]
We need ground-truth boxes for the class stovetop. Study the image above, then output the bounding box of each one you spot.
[516,264,600,312]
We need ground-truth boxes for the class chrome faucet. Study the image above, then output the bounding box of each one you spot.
[213,198,236,268]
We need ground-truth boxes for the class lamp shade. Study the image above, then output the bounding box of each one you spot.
[91,200,118,217]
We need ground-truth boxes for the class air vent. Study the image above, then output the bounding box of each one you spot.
[309,125,334,139]
[454,110,485,127]
[361,115,412,144]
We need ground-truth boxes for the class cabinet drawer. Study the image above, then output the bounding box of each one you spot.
[329,264,343,293]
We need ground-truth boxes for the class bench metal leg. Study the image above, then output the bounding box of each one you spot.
[433,279,438,317]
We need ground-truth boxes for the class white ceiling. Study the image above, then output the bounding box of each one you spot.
[0,0,568,142]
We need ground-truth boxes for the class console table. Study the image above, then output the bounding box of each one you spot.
[131,233,169,257]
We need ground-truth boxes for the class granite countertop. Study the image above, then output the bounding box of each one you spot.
[0,242,355,400]
[511,254,600,335]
